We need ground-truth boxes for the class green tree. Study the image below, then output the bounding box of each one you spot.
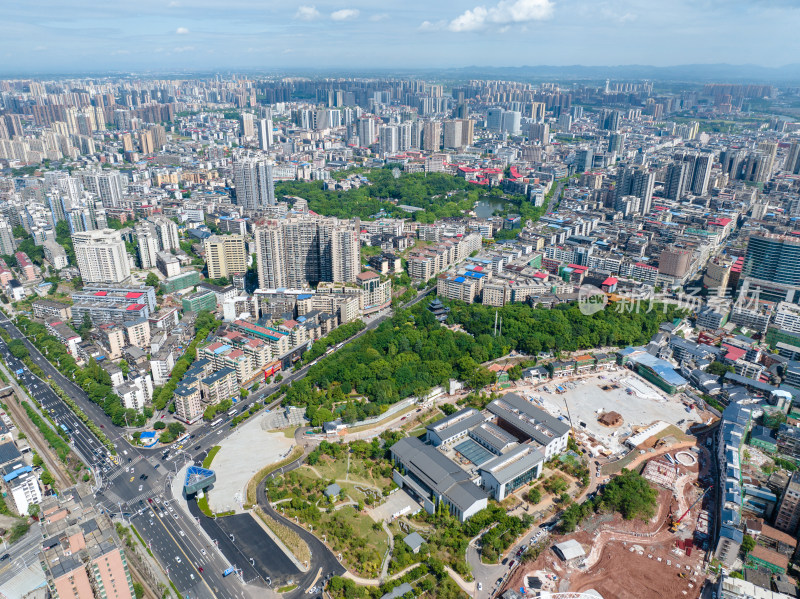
[28,503,40,518]
[133,582,145,599]
[119,359,130,377]
[528,487,542,505]
[8,339,28,359]
[741,534,756,554]
[153,421,166,430]
[145,272,160,287]
[167,422,185,437]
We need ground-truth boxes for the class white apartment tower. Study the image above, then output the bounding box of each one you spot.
[73,229,131,284]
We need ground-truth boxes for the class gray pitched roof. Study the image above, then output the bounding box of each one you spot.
[487,392,570,445]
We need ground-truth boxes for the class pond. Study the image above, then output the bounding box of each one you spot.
[474,198,509,218]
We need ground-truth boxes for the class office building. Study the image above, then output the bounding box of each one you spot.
[255,215,360,288]
[73,229,130,285]
[574,148,593,173]
[600,109,621,131]
[743,234,800,287]
[357,117,376,147]
[204,234,247,280]
[233,156,275,209]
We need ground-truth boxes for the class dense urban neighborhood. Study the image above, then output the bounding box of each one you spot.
[2,63,800,599]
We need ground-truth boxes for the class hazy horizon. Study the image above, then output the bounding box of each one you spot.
[3,0,800,74]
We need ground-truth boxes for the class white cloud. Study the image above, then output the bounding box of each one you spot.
[294,5,321,20]
[447,0,553,32]
[369,13,388,22]
[419,20,446,30]
[331,8,360,21]
[175,26,190,34]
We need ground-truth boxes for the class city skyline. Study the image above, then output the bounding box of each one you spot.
[3,0,800,73]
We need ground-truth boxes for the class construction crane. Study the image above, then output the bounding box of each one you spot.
[670,486,712,533]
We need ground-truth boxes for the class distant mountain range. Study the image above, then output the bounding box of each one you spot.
[411,63,800,83]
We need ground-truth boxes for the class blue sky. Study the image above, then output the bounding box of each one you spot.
[2,0,798,73]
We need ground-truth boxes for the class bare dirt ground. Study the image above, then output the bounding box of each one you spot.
[504,453,710,599]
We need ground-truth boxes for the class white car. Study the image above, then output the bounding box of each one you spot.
[175,556,182,563]
[477,583,482,591]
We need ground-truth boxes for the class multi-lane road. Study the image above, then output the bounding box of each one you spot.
[0,289,435,598]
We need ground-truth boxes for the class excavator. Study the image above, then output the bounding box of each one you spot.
[669,486,712,533]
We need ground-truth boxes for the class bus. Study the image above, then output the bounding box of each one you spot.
[227,408,237,417]
[59,423,71,434]
[174,433,190,445]
[210,418,222,427]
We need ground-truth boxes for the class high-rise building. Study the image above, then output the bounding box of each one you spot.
[486,108,504,131]
[379,125,399,154]
[73,228,131,284]
[442,120,463,149]
[397,122,413,151]
[600,109,621,131]
[138,130,154,155]
[665,162,688,200]
[615,166,654,215]
[775,471,800,534]
[785,142,800,174]
[233,156,275,209]
[460,119,475,147]
[422,121,441,152]
[80,171,124,208]
[500,111,521,135]
[136,223,159,269]
[255,215,360,288]
[150,124,167,150]
[240,112,255,138]
[257,118,273,150]
[530,102,545,122]
[691,152,713,195]
[607,132,625,154]
[204,234,247,280]
[743,233,800,287]
[357,117,376,147]
[528,122,550,144]
[658,247,692,277]
[574,148,593,174]
[150,215,179,251]
[0,218,15,256]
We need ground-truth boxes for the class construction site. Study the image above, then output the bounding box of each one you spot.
[504,439,715,599]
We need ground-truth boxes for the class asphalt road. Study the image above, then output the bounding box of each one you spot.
[0,287,432,597]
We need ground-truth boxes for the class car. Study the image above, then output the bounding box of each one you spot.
[501,558,508,565]
[99,425,104,428]
[168,506,174,512]
[179,530,185,537]
[0,553,9,561]
[160,415,165,419]
[173,513,178,519]
[138,485,143,491]
[129,477,134,482]
[164,501,170,507]
[201,549,206,556]
[190,574,195,580]
[477,583,482,591]
[508,560,515,568]
[175,556,182,563]
[148,498,153,503]
[128,457,132,462]
[154,497,160,504]
[190,434,195,438]
[198,566,204,573]
[143,475,148,480]
[194,445,201,450]
[154,464,160,469]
